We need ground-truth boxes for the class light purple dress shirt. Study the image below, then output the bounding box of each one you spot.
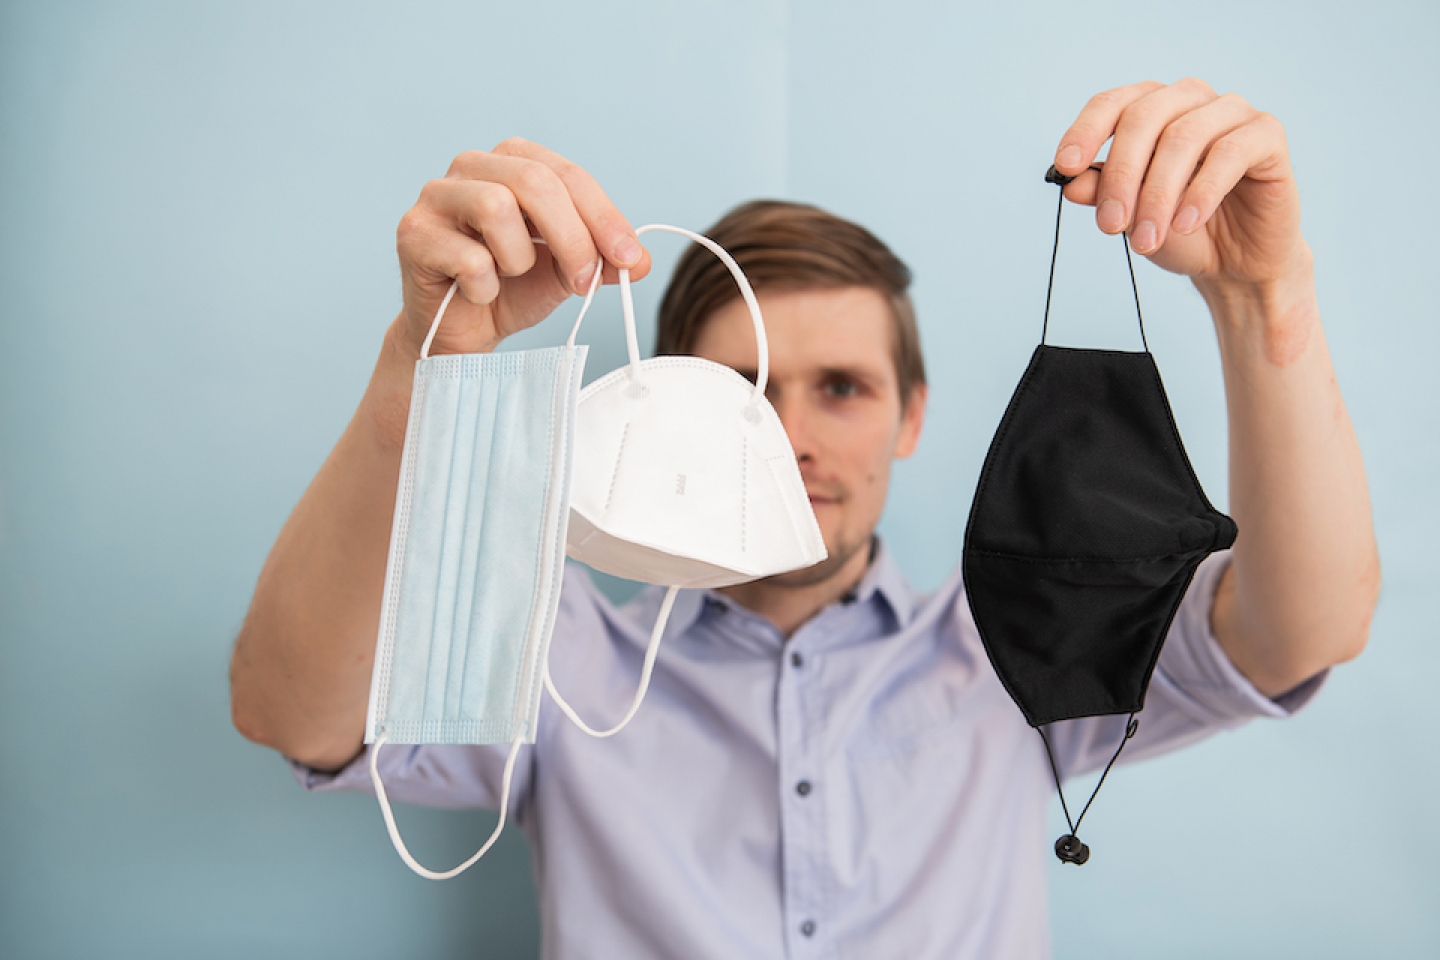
[295,544,1321,959]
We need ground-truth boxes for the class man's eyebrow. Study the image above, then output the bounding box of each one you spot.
[727,365,884,385]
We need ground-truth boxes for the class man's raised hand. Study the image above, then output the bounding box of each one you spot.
[395,139,651,358]
[1051,79,1309,293]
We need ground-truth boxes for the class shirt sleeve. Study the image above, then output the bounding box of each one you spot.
[285,562,617,814]
[288,740,533,815]
[1048,549,1328,779]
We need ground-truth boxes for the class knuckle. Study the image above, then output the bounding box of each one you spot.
[1217,91,1252,112]
[1099,158,1140,187]
[511,160,560,198]
[475,183,517,221]
[447,150,485,176]
[492,136,531,156]
[458,248,496,285]
[1210,132,1248,160]
[1088,87,1126,110]
[1253,111,1285,137]
[1176,76,1216,97]
[1158,118,1204,152]
[395,208,428,248]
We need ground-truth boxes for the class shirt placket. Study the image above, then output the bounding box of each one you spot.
[776,620,833,958]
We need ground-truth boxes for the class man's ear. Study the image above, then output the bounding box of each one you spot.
[894,383,928,459]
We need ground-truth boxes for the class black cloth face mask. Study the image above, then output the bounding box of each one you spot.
[962,167,1237,865]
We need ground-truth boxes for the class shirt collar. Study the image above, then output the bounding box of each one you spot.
[665,537,918,649]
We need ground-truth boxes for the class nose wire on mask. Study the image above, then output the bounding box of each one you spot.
[543,224,788,738]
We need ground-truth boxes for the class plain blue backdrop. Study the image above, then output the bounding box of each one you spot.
[1,1,1435,957]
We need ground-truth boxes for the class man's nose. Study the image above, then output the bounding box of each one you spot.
[769,390,815,463]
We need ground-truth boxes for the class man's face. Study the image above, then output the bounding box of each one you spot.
[693,287,927,587]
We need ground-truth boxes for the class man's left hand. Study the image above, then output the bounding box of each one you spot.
[1052,78,1310,292]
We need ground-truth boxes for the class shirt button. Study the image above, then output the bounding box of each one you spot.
[800,920,817,937]
[796,780,812,797]
[790,651,803,668]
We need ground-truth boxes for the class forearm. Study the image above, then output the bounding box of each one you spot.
[1200,256,1380,697]
[230,318,425,770]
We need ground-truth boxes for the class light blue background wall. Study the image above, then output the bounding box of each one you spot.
[0,1,1433,957]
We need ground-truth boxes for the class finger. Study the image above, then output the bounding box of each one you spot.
[421,178,538,280]
[1130,93,1258,253]
[1174,112,1291,234]
[491,138,652,283]
[398,211,500,306]
[447,147,603,294]
[1095,78,1220,236]
[1053,80,1165,176]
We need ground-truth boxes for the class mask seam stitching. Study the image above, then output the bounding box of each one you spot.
[602,421,630,515]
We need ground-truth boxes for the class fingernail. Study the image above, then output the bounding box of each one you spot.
[573,262,596,293]
[1097,198,1126,233]
[1132,219,1157,253]
[613,236,642,267]
[1057,144,1082,170]
[1173,205,1200,234]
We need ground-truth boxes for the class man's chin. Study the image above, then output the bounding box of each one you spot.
[759,535,871,590]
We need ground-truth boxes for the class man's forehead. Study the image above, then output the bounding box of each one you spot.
[694,287,896,374]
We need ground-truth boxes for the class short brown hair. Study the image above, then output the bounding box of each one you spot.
[655,200,926,404]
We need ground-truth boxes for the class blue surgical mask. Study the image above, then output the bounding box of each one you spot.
[363,280,588,879]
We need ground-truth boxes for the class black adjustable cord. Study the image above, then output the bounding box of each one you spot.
[1037,714,1139,865]
[1040,164,1148,352]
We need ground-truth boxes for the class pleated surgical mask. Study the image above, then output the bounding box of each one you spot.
[363,270,590,880]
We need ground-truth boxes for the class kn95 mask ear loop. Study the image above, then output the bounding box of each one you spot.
[543,223,773,738]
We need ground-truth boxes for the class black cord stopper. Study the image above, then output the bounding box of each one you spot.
[1045,164,1076,186]
[1055,834,1090,865]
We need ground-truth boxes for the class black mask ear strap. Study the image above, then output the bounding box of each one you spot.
[1040,165,1148,352]
[1037,713,1139,865]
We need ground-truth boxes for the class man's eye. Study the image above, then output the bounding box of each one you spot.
[824,378,858,399]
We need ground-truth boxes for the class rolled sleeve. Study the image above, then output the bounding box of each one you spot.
[1151,549,1327,725]
[287,741,533,814]
[1052,550,1328,776]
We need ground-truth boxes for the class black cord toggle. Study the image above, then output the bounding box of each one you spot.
[1039,713,1140,866]
[1045,164,1076,186]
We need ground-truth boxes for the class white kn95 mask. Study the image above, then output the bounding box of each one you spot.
[545,224,827,738]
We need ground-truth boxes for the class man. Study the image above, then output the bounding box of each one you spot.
[230,79,1378,957]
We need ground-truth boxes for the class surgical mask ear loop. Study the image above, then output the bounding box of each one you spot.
[544,224,772,738]
[368,731,526,880]
[420,237,605,361]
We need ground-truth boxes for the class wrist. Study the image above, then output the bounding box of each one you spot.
[357,316,422,452]
[1194,248,1320,367]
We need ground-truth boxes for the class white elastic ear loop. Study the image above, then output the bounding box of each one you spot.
[368,731,525,880]
[543,585,680,738]
[631,224,771,403]
[420,237,600,361]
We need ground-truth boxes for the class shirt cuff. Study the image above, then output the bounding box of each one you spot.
[288,746,375,794]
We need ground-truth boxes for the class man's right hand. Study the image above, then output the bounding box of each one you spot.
[230,140,646,770]
[395,138,651,358]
